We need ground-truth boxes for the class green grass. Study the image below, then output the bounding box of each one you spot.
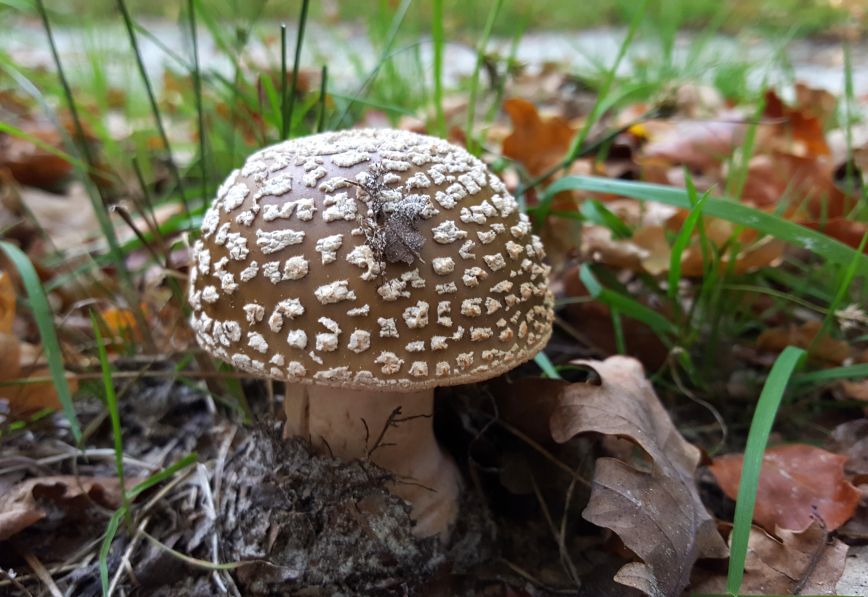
[1,0,866,592]
[726,346,806,596]
[18,0,861,37]
[540,177,868,274]
[98,452,197,595]
[91,310,130,522]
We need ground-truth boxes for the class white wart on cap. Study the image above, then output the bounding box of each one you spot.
[189,129,554,390]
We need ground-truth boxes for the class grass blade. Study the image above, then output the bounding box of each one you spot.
[464,0,503,154]
[726,346,806,596]
[116,0,190,218]
[99,505,126,596]
[431,0,446,137]
[810,229,868,352]
[33,0,133,289]
[793,363,868,385]
[580,264,679,338]
[333,0,412,128]
[90,311,130,519]
[317,64,328,133]
[98,452,197,595]
[285,0,311,138]
[188,0,208,207]
[0,241,81,442]
[280,23,288,139]
[668,175,710,301]
[541,176,868,274]
[534,352,562,380]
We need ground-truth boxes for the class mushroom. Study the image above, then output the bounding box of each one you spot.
[188,129,554,537]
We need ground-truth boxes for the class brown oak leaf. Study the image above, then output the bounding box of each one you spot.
[549,356,727,597]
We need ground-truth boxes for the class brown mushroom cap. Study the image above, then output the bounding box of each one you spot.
[188,129,554,391]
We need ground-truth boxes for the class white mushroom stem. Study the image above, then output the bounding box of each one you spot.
[283,385,461,539]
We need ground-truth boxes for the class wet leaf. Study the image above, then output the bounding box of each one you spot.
[0,476,127,541]
[709,444,861,532]
[502,98,576,177]
[550,356,727,597]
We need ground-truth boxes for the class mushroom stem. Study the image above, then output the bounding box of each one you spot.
[283,385,461,538]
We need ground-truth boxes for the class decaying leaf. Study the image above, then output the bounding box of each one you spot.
[756,319,851,365]
[692,522,848,595]
[0,475,127,541]
[709,444,861,532]
[549,356,727,597]
[502,97,576,177]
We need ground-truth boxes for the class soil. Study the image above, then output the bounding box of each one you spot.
[0,351,626,596]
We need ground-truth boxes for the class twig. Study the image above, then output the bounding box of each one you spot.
[558,473,583,589]
[17,548,62,597]
[0,568,34,597]
[793,510,830,595]
[366,407,433,459]
[107,516,150,597]
[500,558,577,594]
[494,417,592,489]
[666,348,727,454]
[196,463,230,593]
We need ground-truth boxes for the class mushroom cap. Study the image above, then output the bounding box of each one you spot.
[188,129,554,391]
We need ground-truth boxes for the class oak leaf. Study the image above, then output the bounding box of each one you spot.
[0,476,128,541]
[550,356,727,597]
[692,522,848,595]
[502,98,576,177]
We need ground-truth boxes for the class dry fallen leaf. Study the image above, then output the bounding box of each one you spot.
[763,88,831,157]
[709,444,861,533]
[639,114,747,173]
[0,271,14,333]
[549,356,727,597]
[692,522,848,595]
[100,306,143,347]
[0,476,127,541]
[0,124,72,190]
[741,152,856,220]
[502,97,576,177]
[15,182,102,252]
